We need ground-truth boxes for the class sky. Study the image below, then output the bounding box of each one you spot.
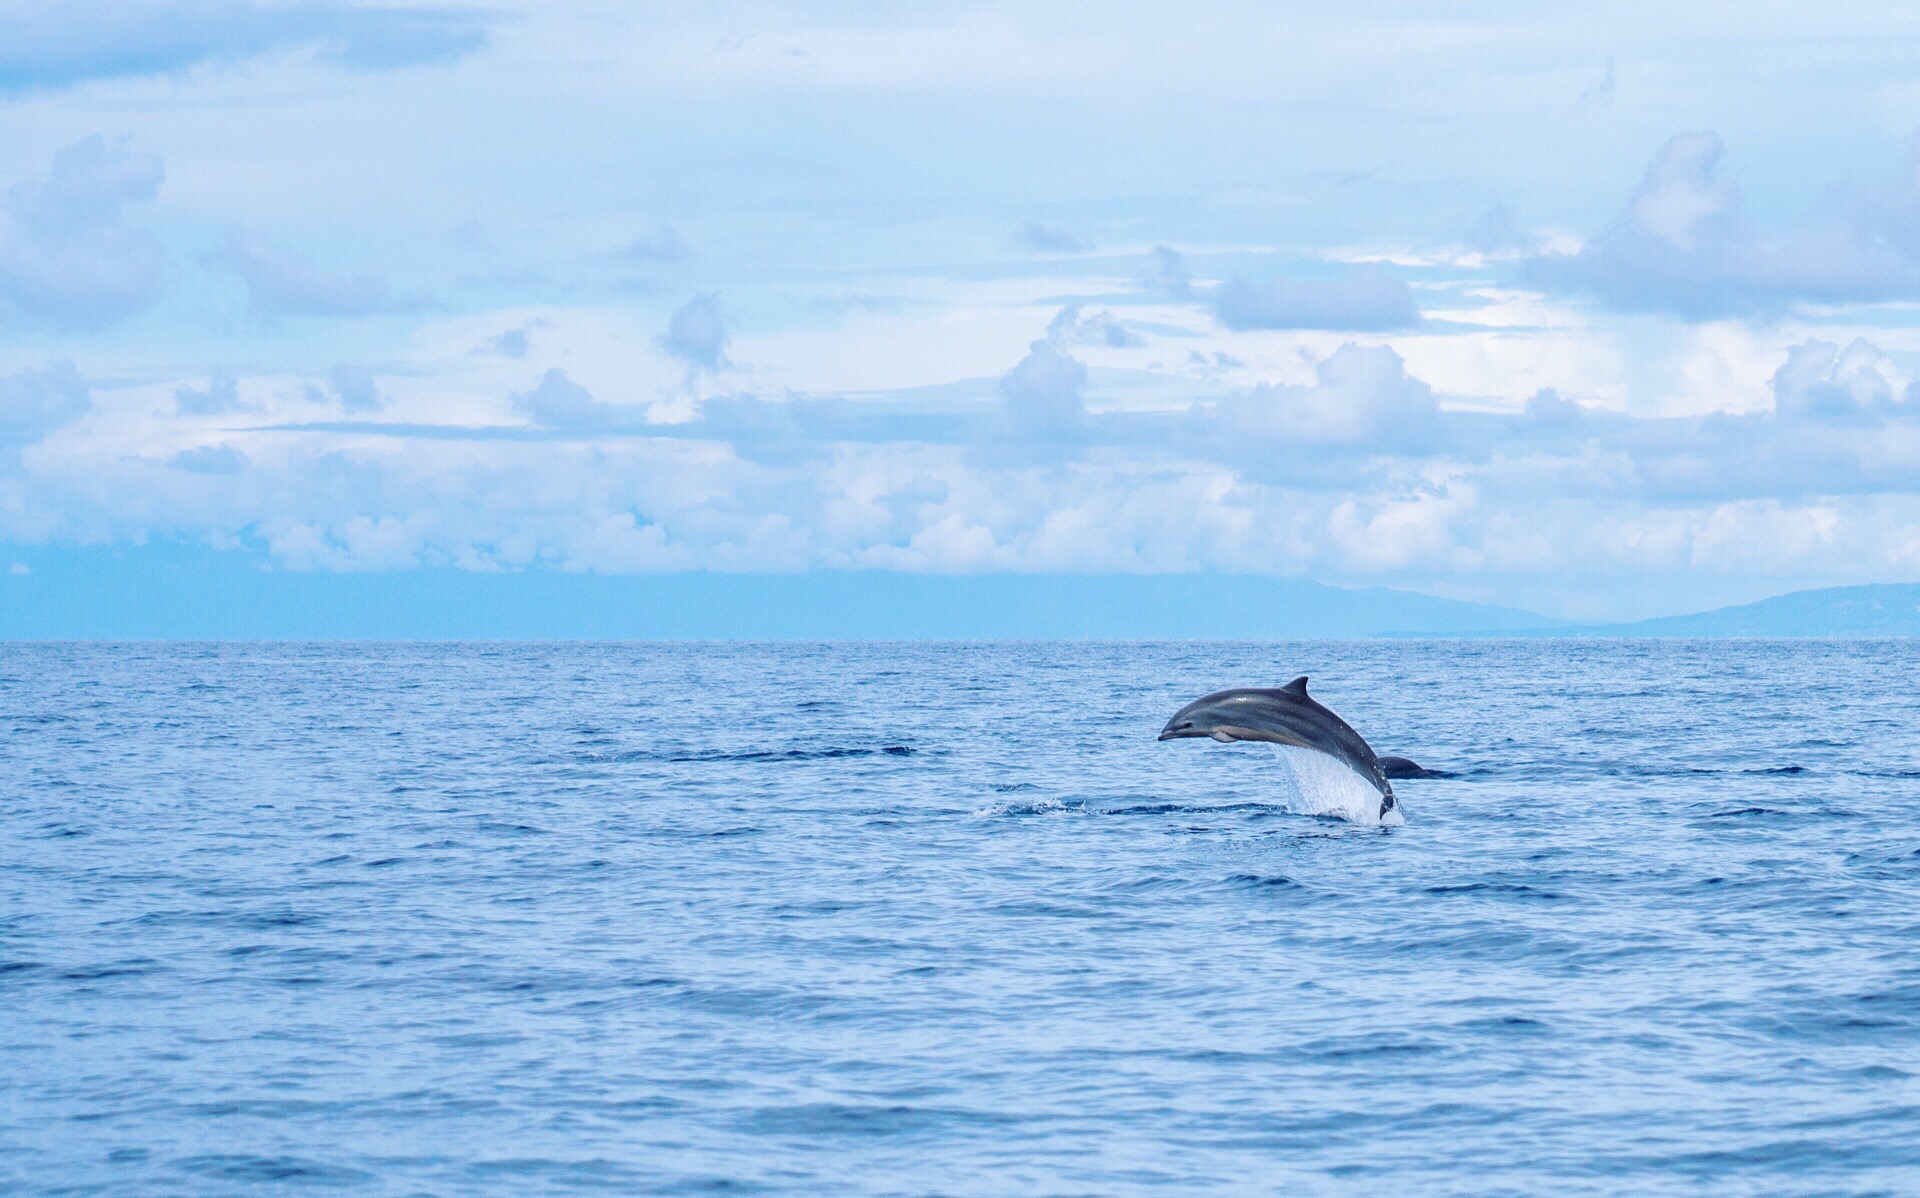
[11,3,1920,621]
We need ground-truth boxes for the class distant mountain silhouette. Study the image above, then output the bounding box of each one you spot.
[5,542,1915,638]
[1576,583,1920,637]
[0,545,1565,638]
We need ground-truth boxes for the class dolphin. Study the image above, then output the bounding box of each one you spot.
[1157,677,1397,818]
[1379,755,1447,779]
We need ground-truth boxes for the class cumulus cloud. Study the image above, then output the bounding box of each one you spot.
[1204,343,1444,459]
[1147,244,1191,295]
[170,444,248,474]
[1211,265,1420,331]
[1529,130,1920,318]
[479,327,531,357]
[0,2,488,95]
[1016,222,1090,254]
[1460,204,1534,255]
[1046,303,1142,348]
[622,225,688,264]
[211,229,432,318]
[1768,339,1893,423]
[969,338,1091,466]
[326,365,384,413]
[512,368,629,428]
[0,135,164,328]
[0,362,89,447]
[174,372,244,415]
[656,293,730,372]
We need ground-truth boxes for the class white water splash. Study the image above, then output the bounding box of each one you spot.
[1275,746,1404,826]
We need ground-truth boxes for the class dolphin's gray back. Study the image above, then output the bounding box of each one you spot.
[1173,679,1392,798]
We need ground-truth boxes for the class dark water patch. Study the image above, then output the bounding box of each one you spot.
[1456,1015,1551,1034]
[593,744,920,764]
[175,1154,373,1185]
[1299,1035,1444,1061]
[56,959,163,981]
[1632,1135,1920,1174]
[234,910,323,928]
[1422,882,1563,900]
[1104,800,1288,817]
[1225,873,1306,891]
[740,1102,1011,1138]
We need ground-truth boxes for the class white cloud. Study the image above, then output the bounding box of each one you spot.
[0,362,89,448]
[0,136,163,328]
[655,292,729,372]
[10,324,1920,620]
[1212,265,1420,332]
[1529,130,1920,318]
[211,229,432,319]
[512,367,630,428]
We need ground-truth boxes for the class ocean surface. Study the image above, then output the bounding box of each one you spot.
[3,640,1919,1196]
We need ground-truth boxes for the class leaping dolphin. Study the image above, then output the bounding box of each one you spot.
[1158,677,1398,818]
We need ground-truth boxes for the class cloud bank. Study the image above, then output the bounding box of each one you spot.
[14,322,1920,613]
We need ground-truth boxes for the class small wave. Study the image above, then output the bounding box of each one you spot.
[589,745,917,764]
[1425,882,1562,900]
[1226,872,1306,890]
[176,1155,372,1185]
[1102,800,1287,817]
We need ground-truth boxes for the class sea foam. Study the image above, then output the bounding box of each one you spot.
[1275,745,1403,826]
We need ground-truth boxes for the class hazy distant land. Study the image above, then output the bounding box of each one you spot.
[3,545,1917,638]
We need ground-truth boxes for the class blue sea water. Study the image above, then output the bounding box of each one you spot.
[3,640,1919,1196]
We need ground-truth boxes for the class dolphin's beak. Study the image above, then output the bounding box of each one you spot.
[1157,729,1176,741]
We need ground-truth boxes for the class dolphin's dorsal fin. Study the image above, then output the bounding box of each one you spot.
[1282,676,1309,697]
